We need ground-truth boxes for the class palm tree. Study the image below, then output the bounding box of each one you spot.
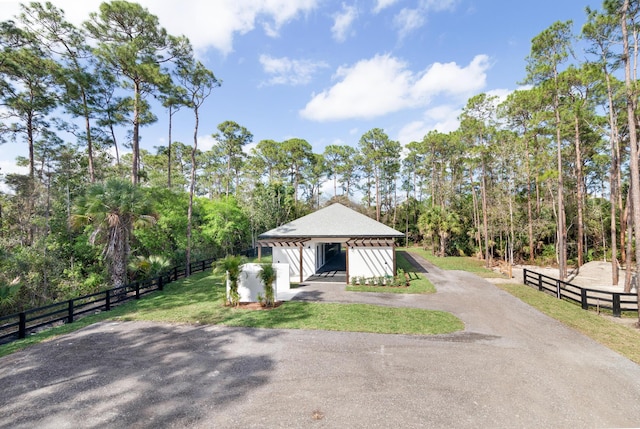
[418,205,461,257]
[72,179,156,288]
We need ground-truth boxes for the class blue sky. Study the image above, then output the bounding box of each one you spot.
[0,0,601,181]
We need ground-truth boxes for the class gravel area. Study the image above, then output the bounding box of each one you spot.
[1,254,640,428]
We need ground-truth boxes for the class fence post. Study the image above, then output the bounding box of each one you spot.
[202,260,205,272]
[158,276,164,291]
[173,266,178,281]
[613,293,621,318]
[135,281,140,299]
[68,300,74,324]
[105,289,111,311]
[556,280,561,299]
[523,269,527,285]
[538,274,543,292]
[18,312,26,339]
[581,288,588,310]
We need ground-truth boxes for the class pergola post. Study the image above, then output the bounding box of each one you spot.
[299,245,304,283]
[392,241,397,276]
[345,243,350,285]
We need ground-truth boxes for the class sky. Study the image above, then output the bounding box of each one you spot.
[0,0,603,186]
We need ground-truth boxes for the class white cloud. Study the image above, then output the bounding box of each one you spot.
[421,0,458,12]
[485,88,512,105]
[300,54,490,122]
[197,134,217,152]
[331,3,358,42]
[301,54,414,121]
[390,0,458,39]
[413,54,490,96]
[145,0,319,55]
[393,8,425,40]
[396,104,461,144]
[259,55,329,86]
[372,0,400,14]
[0,0,319,56]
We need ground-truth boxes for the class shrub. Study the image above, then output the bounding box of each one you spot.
[214,255,244,306]
[258,264,277,307]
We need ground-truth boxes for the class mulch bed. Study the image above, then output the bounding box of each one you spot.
[230,301,284,310]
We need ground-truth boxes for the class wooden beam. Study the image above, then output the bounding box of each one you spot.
[258,246,262,261]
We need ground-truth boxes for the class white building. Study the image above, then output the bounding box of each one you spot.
[257,203,404,284]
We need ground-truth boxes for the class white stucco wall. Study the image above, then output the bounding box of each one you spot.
[273,246,316,281]
[348,247,394,278]
[227,263,290,303]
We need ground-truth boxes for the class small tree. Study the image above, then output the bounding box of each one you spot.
[258,264,277,307]
[215,255,243,306]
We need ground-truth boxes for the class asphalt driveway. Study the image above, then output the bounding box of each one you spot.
[1,253,639,428]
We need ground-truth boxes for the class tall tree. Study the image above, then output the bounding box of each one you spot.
[175,56,220,275]
[248,139,287,183]
[613,0,640,319]
[583,6,624,284]
[84,0,189,184]
[19,2,103,183]
[0,20,58,182]
[282,138,314,205]
[158,85,188,189]
[499,88,545,264]
[460,93,498,267]
[358,128,399,221]
[525,20,574,279]
[212,120,253,197]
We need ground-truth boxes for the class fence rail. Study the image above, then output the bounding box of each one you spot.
[523,269,638,317]
[0,257,217,343]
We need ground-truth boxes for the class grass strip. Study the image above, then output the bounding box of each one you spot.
[496,283,640,365]
[347,251,435,294]
[402,247,506,278]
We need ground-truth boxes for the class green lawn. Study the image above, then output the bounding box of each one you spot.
[401,247,507,278]
[346,251,436,294]
[0,270,462,357]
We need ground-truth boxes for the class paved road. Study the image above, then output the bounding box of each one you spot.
[1,253,640,428]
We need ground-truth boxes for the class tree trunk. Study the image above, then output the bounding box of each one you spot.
[186,107,200,276]
[525,137,535,263]
[481,159,490,267]
[111,224,128,289]
[604,54,620,285]
[554,92,567,280]
[168,104,173,189]
[574,114,585,268]
[469,169,481,254]
[132,81,140,185]
[375,170,381,222]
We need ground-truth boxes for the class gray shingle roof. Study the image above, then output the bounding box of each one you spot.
[258,203,404,239]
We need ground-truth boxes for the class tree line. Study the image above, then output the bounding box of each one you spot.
[1,1,640,318]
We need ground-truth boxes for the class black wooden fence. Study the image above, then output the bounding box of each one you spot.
[0,257,217,344]
[523,269,638,317]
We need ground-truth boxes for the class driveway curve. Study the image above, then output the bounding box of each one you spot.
[1,252,639,428]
